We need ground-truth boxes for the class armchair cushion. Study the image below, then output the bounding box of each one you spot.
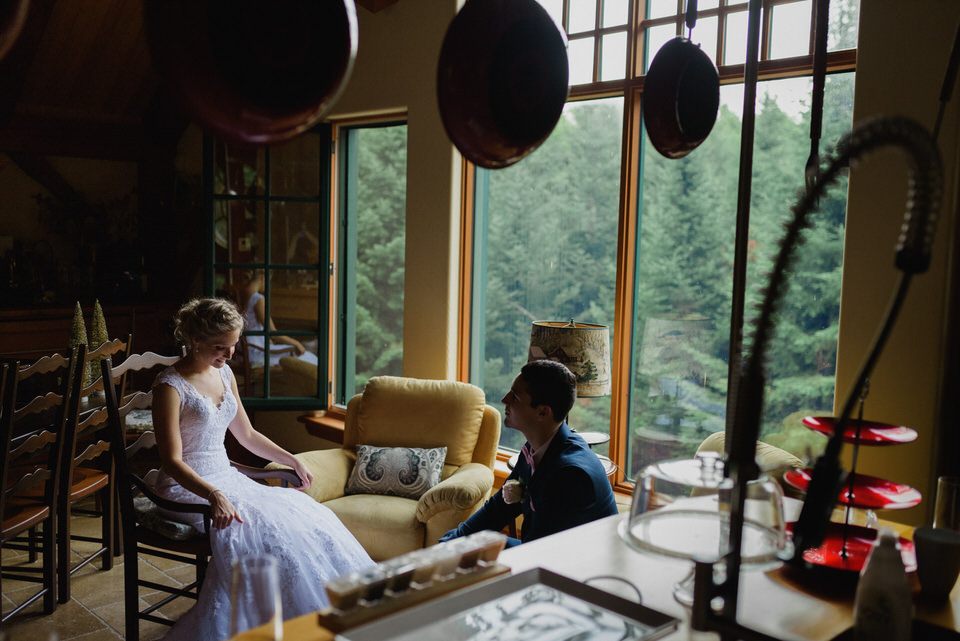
[324,494,424,561]
[346,445,447,500]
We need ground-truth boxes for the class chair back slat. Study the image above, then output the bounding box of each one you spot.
[74,439,112,466]
[17,353,70,379]
[110,352,178,379]
[13,391,65,420]
[78,334,132,398]
[125,430,157,458]
[9,428,58,460]
[119,390,155,415]
[86,337,129,362]
[5,466,53,497]
[75,406,110,437]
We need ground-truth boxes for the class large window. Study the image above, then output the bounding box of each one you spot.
[334,121,408,404]
[470,0,860,483]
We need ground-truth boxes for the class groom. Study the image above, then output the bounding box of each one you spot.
[439,359,618,547]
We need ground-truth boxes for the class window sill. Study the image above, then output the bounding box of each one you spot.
[298,411,346,445]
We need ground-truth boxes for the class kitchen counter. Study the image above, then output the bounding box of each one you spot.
[232,513,959,641]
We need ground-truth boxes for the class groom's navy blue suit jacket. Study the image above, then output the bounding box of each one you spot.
[440,421,618,547]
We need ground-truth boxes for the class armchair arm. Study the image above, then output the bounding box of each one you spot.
[416,462,494,523]
[266,448,355,503]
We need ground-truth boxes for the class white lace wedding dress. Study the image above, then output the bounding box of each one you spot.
[152,365,373,641]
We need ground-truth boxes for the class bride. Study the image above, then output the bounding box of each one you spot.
[151,297,373,640]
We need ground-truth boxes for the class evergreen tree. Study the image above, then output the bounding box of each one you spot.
[90,299,109,351]
[70,301,91,388]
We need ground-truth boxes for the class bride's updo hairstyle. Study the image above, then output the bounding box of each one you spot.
[173,298,244,351]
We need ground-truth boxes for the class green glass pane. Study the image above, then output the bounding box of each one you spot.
[602,0,628,27]
[270,134,322,197]
[600,31,627,81]
[270,200,322,268]
[213,200,265,264]
[770,1,812,60]
[723,10,748,66]
[568,0,597,33]
[569,37,595,85]
[214,144,264,196]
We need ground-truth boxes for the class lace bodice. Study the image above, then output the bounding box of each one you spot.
[154,365,237,478]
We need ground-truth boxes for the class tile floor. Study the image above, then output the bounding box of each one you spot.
[2,500,194,641]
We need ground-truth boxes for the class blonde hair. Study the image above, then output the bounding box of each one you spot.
[173,298,243,349]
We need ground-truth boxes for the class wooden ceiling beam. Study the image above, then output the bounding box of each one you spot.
[0,113,142,161]
[0,0,57,125]
[7,151,77,201]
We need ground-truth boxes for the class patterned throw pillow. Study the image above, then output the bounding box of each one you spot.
[345,445,447,500]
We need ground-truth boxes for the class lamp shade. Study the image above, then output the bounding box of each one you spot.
[528,321,611,397]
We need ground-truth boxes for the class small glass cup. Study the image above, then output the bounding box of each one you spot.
[229,554,283,640]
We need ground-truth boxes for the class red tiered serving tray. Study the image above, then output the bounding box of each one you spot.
[800,416,917,445]
[788,416,921,575]
[784,469,922,510]
[786,522,916,574]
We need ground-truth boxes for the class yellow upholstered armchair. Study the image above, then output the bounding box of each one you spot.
[284,376,501,561]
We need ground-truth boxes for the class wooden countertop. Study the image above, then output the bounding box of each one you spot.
[232,514,960,641]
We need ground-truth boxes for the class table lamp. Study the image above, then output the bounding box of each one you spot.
[528,320,611,398]
[527,320,612,457]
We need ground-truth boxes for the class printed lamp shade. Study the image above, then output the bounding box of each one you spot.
[528,321,611,397]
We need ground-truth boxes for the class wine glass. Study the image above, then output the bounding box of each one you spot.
[230,554,283,640]
[619,452,791,605]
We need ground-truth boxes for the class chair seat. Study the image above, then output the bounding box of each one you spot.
[325,494,424,561]
[66,466,110,501]
[2,500,49,539]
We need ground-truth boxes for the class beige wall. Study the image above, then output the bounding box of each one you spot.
[327,1,463,381]
[837,0,960,525]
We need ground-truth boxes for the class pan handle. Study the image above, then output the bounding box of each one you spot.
[685,0,698,34]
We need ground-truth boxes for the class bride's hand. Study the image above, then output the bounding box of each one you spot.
[209,490,243,528]
[291,459,314,490]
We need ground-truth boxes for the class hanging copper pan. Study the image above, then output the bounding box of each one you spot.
[0,0,29,62]
[437,0,569,169]
[144,0,357,145]
[643,0,719,159]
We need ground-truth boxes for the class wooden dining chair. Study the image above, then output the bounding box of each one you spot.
[0,348,77,622]
[102,351,300,641]
[56,335,131,604]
